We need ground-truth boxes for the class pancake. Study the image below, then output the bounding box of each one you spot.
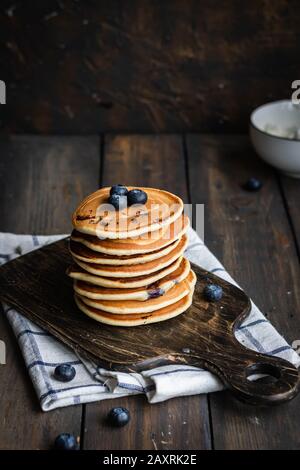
[67,255,183,288]
[72,187,183,239]
[69,236,181,265]
[73,257,191,301]
[73,234,188,278]
[78,270,196,314]
[71,214,189,255]
[75,291,194,326]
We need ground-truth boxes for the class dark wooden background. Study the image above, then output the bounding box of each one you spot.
[1,0,300,134]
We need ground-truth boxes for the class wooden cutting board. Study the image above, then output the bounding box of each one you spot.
[0,238,299,405]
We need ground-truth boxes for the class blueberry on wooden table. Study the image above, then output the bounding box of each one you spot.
[54,364,76,382]
[243,177,263,191]
[54,433,78,450]
[203,284,223,302]
[110,184,128,196]
[127,189,148,205]
[108,193,128,210]
[107,407,130,427]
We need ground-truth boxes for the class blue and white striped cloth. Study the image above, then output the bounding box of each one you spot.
[1,230,299,411]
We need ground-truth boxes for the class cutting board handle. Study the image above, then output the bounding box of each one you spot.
[184,263,300,405]
[190,348,300,405]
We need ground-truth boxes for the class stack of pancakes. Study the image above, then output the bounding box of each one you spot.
[67,187,195,326]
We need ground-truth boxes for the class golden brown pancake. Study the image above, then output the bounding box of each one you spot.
[69,236,181,265]
[71,214,189,255]
[73,257,191,301]
[72,234,188,277]
[78,270,196,314]
[75,291,194,326]
[67,256,183,288]
[72,187,183,239]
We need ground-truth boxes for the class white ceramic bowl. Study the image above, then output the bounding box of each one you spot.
[250,100,300,178]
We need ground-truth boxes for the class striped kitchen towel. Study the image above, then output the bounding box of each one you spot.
[1,229,299,411]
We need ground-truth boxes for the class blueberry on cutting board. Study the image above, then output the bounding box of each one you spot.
[107,407,130,427]
[203,284,223,302]
[54,364,76,382]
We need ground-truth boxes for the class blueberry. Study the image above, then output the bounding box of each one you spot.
[243,178,262,192]
[148,288,164,299]
[54,433,78,450]
[110,184,128,197]
[203,284,223,302]
[108,193,128,210]
[127,189,148,206]
[54,364,76,382]
[107,407,130,427]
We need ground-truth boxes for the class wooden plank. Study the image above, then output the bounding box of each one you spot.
[279,175,300,251]
[0,135,100,449]
[2,1,300,134]
[83,134,212,450]
[187,134,300,449]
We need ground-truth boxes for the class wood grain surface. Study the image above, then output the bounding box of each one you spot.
[1,0,300,134]
[279,175,300,253]
[0,135,100,449]
[187,135,300,449]
[0,134,300,449]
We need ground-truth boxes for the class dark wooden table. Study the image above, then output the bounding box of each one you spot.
[0,134,300,450]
